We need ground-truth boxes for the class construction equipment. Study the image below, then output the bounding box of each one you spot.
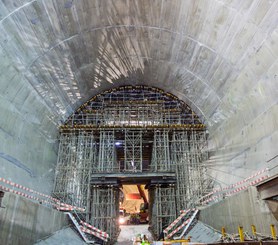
[139,202,149,223]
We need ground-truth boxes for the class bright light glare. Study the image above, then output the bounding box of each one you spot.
[119,217,125,224]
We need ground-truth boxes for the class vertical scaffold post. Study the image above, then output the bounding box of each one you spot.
[151,129,170,172]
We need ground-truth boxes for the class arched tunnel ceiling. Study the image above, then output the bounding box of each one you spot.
[0,0,277,145]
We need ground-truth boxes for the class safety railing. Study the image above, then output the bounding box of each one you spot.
[0,177,110,243]
[163,209,199,240]
[220,224,277,242]
[200,167,269,205]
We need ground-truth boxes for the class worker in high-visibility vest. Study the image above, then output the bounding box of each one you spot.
[141,234,150,245]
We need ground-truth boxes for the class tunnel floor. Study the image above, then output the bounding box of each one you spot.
[115,224,153,245]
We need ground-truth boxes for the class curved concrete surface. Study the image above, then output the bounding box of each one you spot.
[0,0,277,243]
[0,0,277,193]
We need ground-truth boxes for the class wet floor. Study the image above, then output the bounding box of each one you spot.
[115,224,153,245]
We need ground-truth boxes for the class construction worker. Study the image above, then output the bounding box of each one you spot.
[141,234,150,245]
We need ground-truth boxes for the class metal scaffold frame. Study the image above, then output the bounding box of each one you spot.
[149,184,177,238]
[53,132,94,209]
[124,130,143,172]
[171,131,189,211]
[61,85,205,130]
[151,129,171,172]
[53,85,211,242]
[97,130,117,172]
[171,130,209,210]
[90,186,120,243]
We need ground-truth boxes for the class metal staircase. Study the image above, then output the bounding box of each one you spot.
[163,209,199,240]
[67,211,110,244]
[67,212,95,244]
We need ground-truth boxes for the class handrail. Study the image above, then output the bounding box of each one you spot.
[164,209,198,240]
[67,212,95,244]
[164,209,191,234]
[174,209,199,239]
[0,177,85,212]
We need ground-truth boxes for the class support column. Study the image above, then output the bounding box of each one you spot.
[124,130,143,172]
[148,184,176,238]
[53,132,95,208]
[151,129,171,172]
[90,185,120,243]
[97,130,117,172]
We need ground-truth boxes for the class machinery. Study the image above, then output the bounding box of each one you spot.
[139,202,149,223]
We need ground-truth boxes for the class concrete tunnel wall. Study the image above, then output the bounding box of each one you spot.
[0,66,58,194]
[0,191,68,245]
[199,187,278,235]
[0,0,277,239]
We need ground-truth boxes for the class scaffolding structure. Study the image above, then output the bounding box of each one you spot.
[171,130,208,211]
[62,86,205,129]
[148,184,177,237]
[97,130,117,172]
[151,129,171,172]
[53,132,94,210]
[90,186,120,243]
[53,86,210,242]
[124,130,143,172]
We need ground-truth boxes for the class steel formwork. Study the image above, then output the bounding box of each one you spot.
[53,86,210,242]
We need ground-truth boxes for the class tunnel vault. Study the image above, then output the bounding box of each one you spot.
[53,85,211,243]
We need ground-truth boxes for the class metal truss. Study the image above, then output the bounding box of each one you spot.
[171,131,190,211]
[149,185,177,238]
[53,132,94,209]
[97,130,117,172]
[61,85,205,130]
[90,186,120,243]
[171,130,210,210]
[124,130,142,172]
[151,129,171,172]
